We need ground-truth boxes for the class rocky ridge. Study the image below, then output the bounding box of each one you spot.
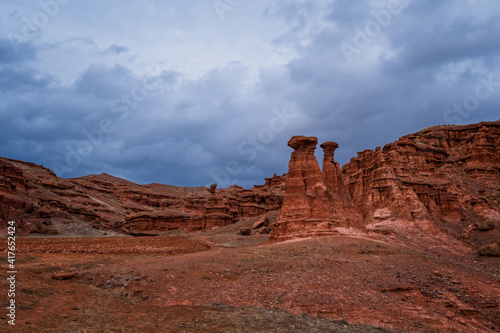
[0,120,499,255]
[0,158,284,236]
[342,120,500,253]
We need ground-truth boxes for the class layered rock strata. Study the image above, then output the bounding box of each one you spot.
[342,120,500,251]
[321,142,362,228]
[187,195,235,232]
[0,158,284,235]
[1,120,498,249]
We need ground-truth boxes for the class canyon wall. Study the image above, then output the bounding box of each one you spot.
[0,158,284,235]
[342,120,500,251]
[1,119,498,252]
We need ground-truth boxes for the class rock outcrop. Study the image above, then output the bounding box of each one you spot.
[1,119,499,250]
[321,141,362,228]
[188,195,235,232]
[276,136,330,222]
[270,136,361,241]
[342,120,500,252]
[124,209,192,234]
[270,120,499,247]
[0,158,284,236]
[477,240,500,256]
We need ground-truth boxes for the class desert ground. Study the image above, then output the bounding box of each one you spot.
[1,218,498,333]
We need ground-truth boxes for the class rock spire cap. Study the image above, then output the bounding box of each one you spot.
[320,141,339,156]
[288,136,318,150]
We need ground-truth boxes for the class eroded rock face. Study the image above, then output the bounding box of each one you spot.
[0,158,284,236]
[321,141,362,228]
[342,120,500,251]
[188,195,235,232]
[124,209,192,234]
[477,241,500,256]
[278,136,330,222]
[270,136,361,241]
[2,120,498,249]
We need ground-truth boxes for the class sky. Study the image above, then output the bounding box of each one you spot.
[1,0,499,188]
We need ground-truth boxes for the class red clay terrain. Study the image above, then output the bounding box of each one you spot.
[0,228,498,332]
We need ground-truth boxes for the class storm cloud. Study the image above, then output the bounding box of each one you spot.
[1,0,499,188]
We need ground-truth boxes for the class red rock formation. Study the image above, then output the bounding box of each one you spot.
[0,157,284,236]
[124,209,192,234]
[2,119,498,250]
[321,141,362,228]
[280,136,330,221]
[270,120,500,247]
[342,120,500,251]
[188,194,235,232]
[0,158,79,235]
[270,136,361,241]
[255,173,286,190]
[477,240,500,256]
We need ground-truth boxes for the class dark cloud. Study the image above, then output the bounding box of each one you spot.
[75,64,135,100]
[0,1,499,188]
[104,44,128,55]
[0,67,51,91]
[325,0,369,26]
[0,38,37,63]
[384,3,500,72]
[262,0,500,171]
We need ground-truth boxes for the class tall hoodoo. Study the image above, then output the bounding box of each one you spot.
[321,141,345,198]
[270,136,361,242]
[280,136,330,222]
[321,141,362,228]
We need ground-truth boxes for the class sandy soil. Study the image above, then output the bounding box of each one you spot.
[0,231,498,332]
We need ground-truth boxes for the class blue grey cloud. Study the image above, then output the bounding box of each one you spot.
[0,38,36,63]
[104,44,128,55]
[0,0,499,188]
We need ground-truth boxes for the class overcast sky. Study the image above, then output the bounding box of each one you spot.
[1,0,499,188]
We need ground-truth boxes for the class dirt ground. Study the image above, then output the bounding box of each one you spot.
[1,229,499,332]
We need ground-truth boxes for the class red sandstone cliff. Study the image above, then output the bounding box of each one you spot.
[0,158,284,236]
[269,120,499,252]
[342,120,500,252]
